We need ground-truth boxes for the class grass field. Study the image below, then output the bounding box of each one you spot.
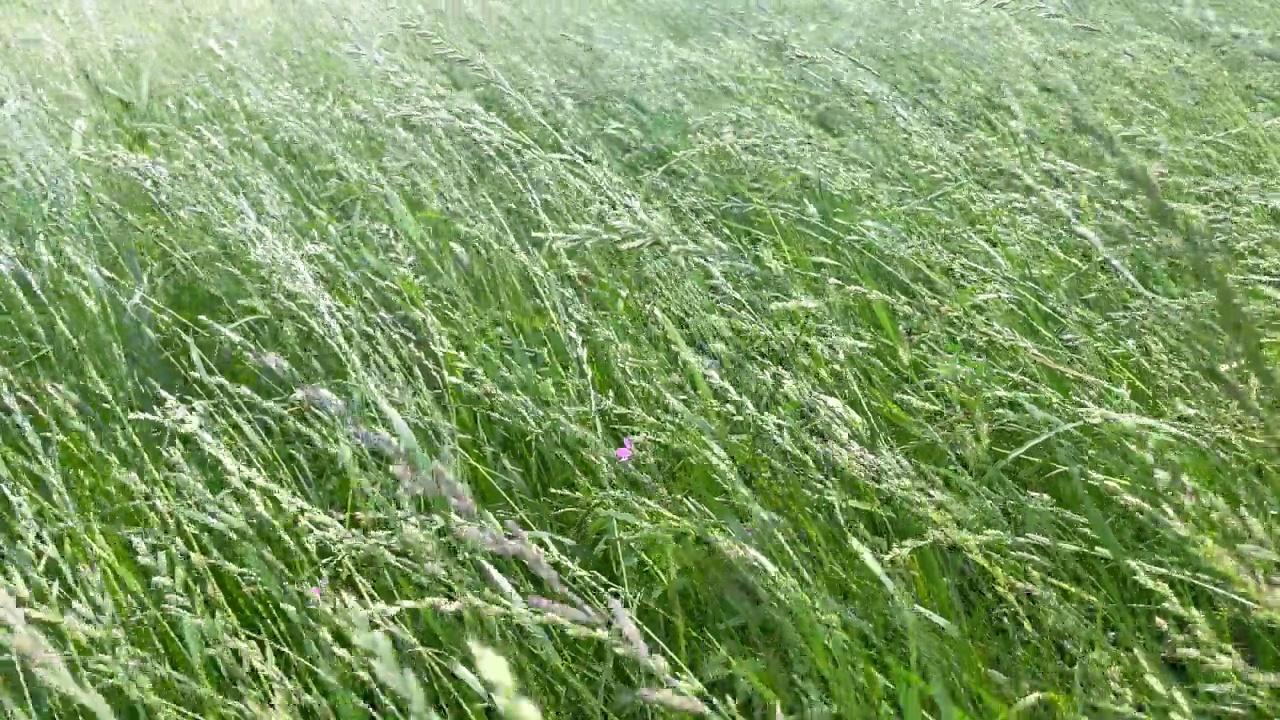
[2,0,1280,717]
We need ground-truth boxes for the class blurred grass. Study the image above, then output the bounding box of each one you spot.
[2,0,1280,717]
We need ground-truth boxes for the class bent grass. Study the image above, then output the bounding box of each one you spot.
[2,0,1280,717]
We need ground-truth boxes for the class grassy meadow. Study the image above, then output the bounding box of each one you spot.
[3,0,1280,717]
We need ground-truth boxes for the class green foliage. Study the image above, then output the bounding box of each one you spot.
[2,0,1280,717]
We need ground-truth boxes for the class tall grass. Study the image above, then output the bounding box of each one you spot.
[2,0,1279,717]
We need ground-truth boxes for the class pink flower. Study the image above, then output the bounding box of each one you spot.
[616,437,634,462]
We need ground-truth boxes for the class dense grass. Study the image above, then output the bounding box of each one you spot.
[2,0,1280,717]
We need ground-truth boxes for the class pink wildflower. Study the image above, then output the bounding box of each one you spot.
[616,437,634,462]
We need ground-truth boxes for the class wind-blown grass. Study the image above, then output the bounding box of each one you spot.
[2,0,1280,717]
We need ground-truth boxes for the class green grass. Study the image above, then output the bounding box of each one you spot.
[2,0,1280,717]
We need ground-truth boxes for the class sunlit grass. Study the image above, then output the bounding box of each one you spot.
[2,0,1279,717]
